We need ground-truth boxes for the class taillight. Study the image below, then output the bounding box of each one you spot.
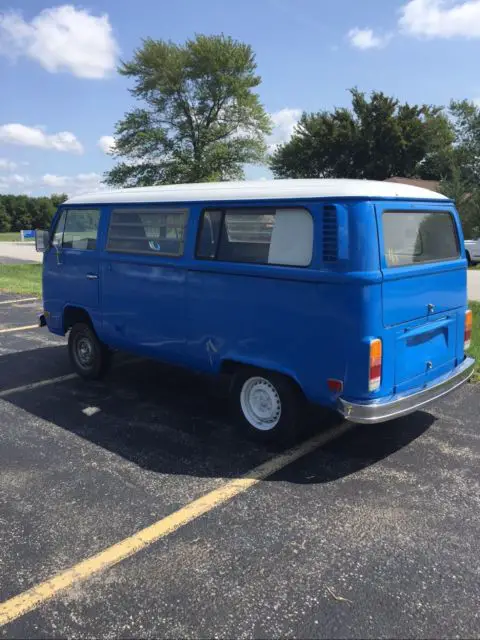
[465,310,473,350]
[369,338,382,392]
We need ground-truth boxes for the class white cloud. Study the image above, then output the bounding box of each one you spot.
[268,108,302,150]
[42,172,105,195]
[0,124,83,153]
[10,174,27,184]
[399,0,480,38]
[98,135,116,154]
[0,158,17,171]
[0,5,118,78]
[348,27,392,49]
[0,172,31,191]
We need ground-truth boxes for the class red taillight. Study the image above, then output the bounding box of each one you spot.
[327,379,344,394]
[465,310,473,350]
[369,338,382,392]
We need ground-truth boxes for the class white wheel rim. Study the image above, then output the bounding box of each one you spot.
[240,376,282,431]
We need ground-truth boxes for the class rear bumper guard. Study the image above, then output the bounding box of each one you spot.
[338,357,475,424]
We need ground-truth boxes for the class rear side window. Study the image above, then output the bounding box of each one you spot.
[196,208,313,267]
[107,208,188,256]
[383,211,460,267]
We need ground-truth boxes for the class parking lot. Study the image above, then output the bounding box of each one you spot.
[0,294,479,638]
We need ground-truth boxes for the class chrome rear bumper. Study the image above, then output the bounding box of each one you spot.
[338,357,475,424]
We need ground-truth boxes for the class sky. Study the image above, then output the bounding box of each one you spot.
[1,0,480,197]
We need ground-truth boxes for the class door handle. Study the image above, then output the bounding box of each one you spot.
[86,273,98,280]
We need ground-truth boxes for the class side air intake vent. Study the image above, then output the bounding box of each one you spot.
[323,205,338,262]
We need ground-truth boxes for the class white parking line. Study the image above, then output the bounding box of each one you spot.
[0,374,78,399]
[0,298,38,305]
[0,324,39,334]
[0,357,143,399]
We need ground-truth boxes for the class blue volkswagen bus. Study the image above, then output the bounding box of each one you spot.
[36,179,475,442]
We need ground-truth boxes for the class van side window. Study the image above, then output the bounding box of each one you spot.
[383,211,460,267]
[196,210,222,259]
[196,208,313,267]
[107,208,188,256]
[52,210,67,247]
[62,209,101,250]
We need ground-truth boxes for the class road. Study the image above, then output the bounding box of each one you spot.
[0,295,478,638]
[0,243,42,264]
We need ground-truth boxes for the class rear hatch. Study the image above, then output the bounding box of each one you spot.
[379,206,465,392]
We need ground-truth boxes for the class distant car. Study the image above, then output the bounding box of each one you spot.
[465,239,480,266]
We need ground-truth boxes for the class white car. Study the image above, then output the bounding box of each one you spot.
[465,239,480,266]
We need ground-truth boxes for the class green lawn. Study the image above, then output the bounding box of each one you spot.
[468,301,480,381]
[0,232,22,242]
[0,264,42,296]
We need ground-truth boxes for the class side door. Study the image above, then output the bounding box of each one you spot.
[43,207,102,315]
[100,206,190,363]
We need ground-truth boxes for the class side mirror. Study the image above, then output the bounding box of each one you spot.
[35,229,50,253]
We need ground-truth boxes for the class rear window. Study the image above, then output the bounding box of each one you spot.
[383,211,460,267]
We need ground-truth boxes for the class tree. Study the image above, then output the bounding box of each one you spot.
[105,34,271,187]
[440,169,480,239]
[50,193,68,208]
[438,101,480,238]
[270,89,455,181]
[0,195,60,232]
[0,203,10,233]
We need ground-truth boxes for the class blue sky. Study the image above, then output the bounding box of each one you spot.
[1,0,480,196]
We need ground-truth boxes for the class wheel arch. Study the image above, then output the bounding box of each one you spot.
[220,356,305,396]
[63,305,92,333]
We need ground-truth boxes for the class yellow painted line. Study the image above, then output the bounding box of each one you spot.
[0,298,38,306]
[0,420,352,627]
[0,324,39,334]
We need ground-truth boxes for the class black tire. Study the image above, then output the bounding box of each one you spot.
[231,367,304,444]
[68,322,112,380]
[466,251,472,267]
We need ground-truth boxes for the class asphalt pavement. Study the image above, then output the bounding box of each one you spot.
[0,294,478,638]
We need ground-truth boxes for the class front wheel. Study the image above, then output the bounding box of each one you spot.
[68,322,112,380]
[231,368,304,444]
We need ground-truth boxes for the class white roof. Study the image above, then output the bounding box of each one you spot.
[65,178,449,205]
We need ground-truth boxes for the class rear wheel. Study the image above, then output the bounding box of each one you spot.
[231,367,304,444]
[68,322,112,380]
[466,250,472,267]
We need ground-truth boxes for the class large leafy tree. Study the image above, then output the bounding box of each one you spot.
[270,89,455,181]
[440,169,480,238]
[439,101,480,238]
[105,34,271,187]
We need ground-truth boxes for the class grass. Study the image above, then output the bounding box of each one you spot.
[468,301,480,381]
[0,264,42,296]
[0,232,22,242]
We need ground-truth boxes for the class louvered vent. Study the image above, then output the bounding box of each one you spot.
[323,205,338,262]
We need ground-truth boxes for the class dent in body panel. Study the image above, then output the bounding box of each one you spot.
[100,258,189,363]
